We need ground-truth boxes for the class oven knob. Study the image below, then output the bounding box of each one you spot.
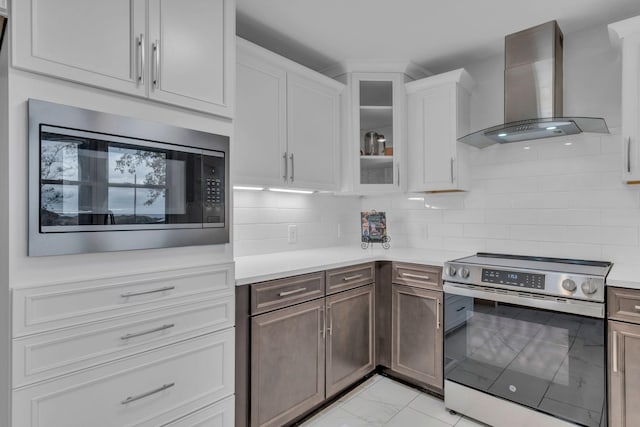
[446,265,457,277]
[561,279,577,292]
[581,278,598,295]
[459,267,470,279]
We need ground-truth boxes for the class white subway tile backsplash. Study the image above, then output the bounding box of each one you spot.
[509,225,567,242]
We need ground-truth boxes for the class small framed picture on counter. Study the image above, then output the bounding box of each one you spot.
[361,210,387,243]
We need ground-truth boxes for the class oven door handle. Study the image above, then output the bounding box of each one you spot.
[443,283,604,319]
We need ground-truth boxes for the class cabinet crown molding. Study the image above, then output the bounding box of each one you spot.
[405,68,474,94]
[322,60,432,81]
[609,15,640,40]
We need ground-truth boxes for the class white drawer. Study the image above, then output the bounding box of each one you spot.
[13,329,235,427]
[13,295,234,387]
[13,263,234,337]
[164,396,234,427]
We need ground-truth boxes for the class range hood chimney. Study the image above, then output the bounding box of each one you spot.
[458,20,609,149]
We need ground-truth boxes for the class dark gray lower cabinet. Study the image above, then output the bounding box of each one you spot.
[251,299,325,427]
[391,284,443,392]
[326,284,375,398]
[609,319,640,427]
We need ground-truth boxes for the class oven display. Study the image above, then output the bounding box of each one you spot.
[481,269,545,290]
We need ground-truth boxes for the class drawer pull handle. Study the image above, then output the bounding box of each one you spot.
[279,288,307,297]
[121,324,175,340]
[343,274,363,281]
[635,305,640,311]
[121,382,175,404]
[456,306,465,312]
[121,286,175,298]
[402,273,431,281]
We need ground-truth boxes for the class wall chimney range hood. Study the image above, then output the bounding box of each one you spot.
[458,21,609,149]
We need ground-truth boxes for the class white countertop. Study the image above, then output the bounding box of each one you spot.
[234,246,468,286]
[236,246,640,290]
[607,263,640,290]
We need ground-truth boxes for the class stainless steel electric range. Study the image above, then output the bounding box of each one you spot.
[443,253,612,427]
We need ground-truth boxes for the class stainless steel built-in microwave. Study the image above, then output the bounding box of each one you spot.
[28,99,229,256]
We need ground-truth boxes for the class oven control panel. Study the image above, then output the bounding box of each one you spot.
[481,269,545,290]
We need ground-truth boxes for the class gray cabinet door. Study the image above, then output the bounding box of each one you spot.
[251,299,325,427]
[391,284,443,391]
[609,320,640,427]
[326,284,375,398]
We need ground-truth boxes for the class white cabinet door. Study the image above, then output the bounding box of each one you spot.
[406,69,472,193]
[234,49,288,187]
[0,0,6,16]
[12,0,146,95]
[287,72,341,191]
[610,17,640,184]
[148,0,234,117]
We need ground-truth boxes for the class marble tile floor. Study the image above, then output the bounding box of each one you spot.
[300,375,488,427]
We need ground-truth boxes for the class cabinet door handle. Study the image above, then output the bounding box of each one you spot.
[397,162,400,187]
[283,152,288,182]
[278,287,306,297]
[612,330,618,373]
[121,286,175,298]
[450,157,455,183]
[137,33,145,85]
[436,299,441,329]
[321,307,326,338]
[343,274,363,281]
[401,273,430,281]
[121,323,175,340]
[456,306,466,312]
[121,382,175,405]
[635,305,640,311]
[327,306,333,336]
[290,153,295,182]
[152,39,160,89]
[627,137,632,173]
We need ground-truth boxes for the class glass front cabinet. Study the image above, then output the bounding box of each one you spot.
[342,72,407,193]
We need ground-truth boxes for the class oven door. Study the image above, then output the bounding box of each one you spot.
[443,283,606,427]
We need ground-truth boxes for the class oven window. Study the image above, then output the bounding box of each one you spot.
[444,295,605,427]
[39,128,203,230]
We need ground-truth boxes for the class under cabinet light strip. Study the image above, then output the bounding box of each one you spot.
[268,188,315,194]
[233,186,264,191]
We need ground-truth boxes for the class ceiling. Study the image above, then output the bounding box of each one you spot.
[236,0,640,74]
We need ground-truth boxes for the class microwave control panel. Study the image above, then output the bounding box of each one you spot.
[203,154,225,225]
[481,269,545,290]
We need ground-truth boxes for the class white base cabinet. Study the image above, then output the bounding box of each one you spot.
[610,15,640,184]
[11,263,236,427]
[12,0,235,117]
[235,38,343,191]
[406,69,473,193]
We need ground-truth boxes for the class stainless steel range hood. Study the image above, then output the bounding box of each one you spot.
[458,21,609,149]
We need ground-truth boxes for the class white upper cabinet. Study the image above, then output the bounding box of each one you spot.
[0,0,7,16]
[406,69,473,193]
[610,15,640,184]
[235,39,343,191]
[12,0,235,118]
[342,72,407,194]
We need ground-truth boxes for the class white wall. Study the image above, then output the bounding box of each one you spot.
[362,23,640,263]
[233,190,361,257]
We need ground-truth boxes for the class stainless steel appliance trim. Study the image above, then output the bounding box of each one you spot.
[401,273,431,281]
[343,274,363,281]
[443,282,604,318]
[121,382,175,405]
[137,33,145,85]
[120,285,175,298]
[278,288,307,297]
[120,323,175,340]
[28,99,230,256]
[40,222,223,232]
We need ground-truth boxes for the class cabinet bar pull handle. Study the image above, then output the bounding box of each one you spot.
[121,286,175,298]
[321,307,326,338]
[328,306,333,336]
[436,299,441,329]
[290,153,294,182]
[283,152,288,182]
[402,273,430,281]
[152,40,160,88]
[278,287,307,297]
[450,157,455,183]
[137,33,145,85]
[634,305,640,311]
[627,137,632,173]
[456,306,465,312]
[343,274,363,281]
[121,382,175,405]
[397,163,400,187]
[121,324,175,340]
[612,330,618,373]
